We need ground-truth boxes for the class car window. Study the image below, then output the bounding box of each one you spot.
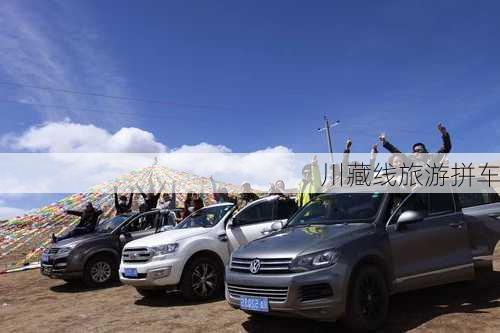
[123,211,159,233]
[428,193,455,215]
[287,193,384,227]
[236,200,274,225]
[95,215,130,233]
[276,198,298,220]
[176,205,233,229]
[389,193,427,225]
[457,192,500,208]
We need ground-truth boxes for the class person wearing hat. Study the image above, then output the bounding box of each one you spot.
[296,155,321,207]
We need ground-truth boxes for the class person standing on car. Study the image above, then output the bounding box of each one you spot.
[237,182,259,209]
[114,187,133,215]
[136,175,166,211]
[296,155,321,207]
[52,202,103,242]
[379,123,451,164]
[158,181,177,210]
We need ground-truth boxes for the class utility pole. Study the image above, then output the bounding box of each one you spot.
[317,116,340,165]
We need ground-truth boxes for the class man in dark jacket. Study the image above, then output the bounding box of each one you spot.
[379,123,451,159]
[114,190,133,215]
[136,176,166,212]
[52,202,103,242]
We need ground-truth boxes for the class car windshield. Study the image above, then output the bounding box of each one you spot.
[176,205,234,229]
[287,193,384,227]
[95,215,130,233]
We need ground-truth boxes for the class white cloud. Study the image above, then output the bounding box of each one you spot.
[6,121,166,153]
[0,121,304,193]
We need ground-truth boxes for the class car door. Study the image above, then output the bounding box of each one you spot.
[458,192,500,260]
[387,192,474,292]
[226,198,277,252]
[122,211,161,241]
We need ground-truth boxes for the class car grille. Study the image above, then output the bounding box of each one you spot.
[48,248,59,254]
[227,284,288,302]
[299,283,333,302]
[230,257,293,274]
[122,247,153,263]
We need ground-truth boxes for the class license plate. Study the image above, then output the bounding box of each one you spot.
[240,296,269,312]
[124,268,138,278]
[41,253,49,263]
[42,266,52,274]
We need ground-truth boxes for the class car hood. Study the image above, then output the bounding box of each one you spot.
[233,223,373,259]
[125,227,211,248]
[52,232,111,248]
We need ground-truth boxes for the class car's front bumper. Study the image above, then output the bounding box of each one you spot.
[225,266,347,321]
[119,257,184,288]
[40,252,82,280]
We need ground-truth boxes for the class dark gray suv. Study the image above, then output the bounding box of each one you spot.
[226,192,500,331]
[41,209,173,287]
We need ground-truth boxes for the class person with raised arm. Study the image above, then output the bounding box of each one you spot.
[114,186,133,215]
[52,202,103,243]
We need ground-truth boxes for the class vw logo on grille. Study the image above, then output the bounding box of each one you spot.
[249,259,261,274]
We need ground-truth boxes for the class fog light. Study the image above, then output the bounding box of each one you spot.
[149,267,171,279]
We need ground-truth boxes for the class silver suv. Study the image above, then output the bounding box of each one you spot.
[225,192,500,331]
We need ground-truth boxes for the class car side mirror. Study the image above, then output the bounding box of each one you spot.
[271,221,283,231]
[396,210,424,230]
[119,233,127,244]
[230,217,239,227]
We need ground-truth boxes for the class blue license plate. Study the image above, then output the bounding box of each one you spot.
[240,296,269,312]
[124,268,138,278]
[41,253,49,263]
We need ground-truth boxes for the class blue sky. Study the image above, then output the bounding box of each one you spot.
[1,0,500,216]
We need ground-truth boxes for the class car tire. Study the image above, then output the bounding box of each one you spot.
[82,254,118,288]
[136,288,165,298]
[343,265,388,332]
[180,256,223,302]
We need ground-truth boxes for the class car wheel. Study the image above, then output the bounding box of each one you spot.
[180,256,223,301]
[343,265,388,332]
[136,288,165,298]
[83,254,118,288]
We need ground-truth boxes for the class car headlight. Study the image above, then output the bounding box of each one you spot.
[290,249,339,272]
[150,243,178,256]
[58,246,74,254]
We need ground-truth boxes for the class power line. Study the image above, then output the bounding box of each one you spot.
[0,81,232,111]
[0,98,174,120]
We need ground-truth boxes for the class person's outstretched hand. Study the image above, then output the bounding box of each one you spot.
[378,133,386,144]
[346,138,352,150]
[311,155,318,165]
[437,123,447,134]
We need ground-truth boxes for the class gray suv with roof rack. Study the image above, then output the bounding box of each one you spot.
[226,191,500,331]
